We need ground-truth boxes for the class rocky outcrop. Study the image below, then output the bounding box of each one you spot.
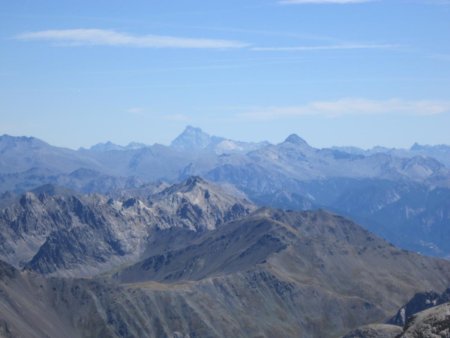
[342,324,402,338]
[400,302,450,337]
[342,289,450,338]
[389,288,450,326]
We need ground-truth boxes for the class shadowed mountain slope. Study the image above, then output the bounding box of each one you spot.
[113,208,450,337]
[2,208,450,337]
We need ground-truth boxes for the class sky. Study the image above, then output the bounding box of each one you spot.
[1,0,450,149]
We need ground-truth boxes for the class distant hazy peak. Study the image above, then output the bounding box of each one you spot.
[126,142,148,150]
[184,125,205,134]
[89,141,123,152]
[410,142,423,151]
[0,134,48,147]
[0,134,35,141]
[88,141,148,152]
[170,125,217,151]
[169,125,272,155]
[410,142,450,152]
[283,134,310,147]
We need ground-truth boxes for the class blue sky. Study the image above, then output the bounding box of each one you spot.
[1,0,450,149]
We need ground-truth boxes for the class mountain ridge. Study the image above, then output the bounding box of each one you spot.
[0,177,254,277]
[2,205,450,337]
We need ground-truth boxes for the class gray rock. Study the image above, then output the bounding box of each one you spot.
[342,324,403,338]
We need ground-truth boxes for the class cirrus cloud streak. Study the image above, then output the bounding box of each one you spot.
[252,44,398,52]
[16,29,248,49]
[239,98,450,120]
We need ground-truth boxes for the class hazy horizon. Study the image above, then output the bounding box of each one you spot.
[2,123,450,151]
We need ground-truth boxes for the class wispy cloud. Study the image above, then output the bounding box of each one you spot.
[252,44,398,52]
[16,29,248,49]
[239,98,450,120]
[16,29,400,56]
[279,0,372,4]
[127,107,145,114]
[127,107,146,116]
[149,24,341,43]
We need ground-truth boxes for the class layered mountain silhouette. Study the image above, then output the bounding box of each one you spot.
[335,142,450,168]
[1,127,450,259]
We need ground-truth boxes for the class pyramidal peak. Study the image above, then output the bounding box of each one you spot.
[184,125,205,134]
[170,125,215,151]
[283,133,310,147]
[170,125,271,154]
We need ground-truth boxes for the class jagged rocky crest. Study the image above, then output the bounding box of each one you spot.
[0,177,254,277]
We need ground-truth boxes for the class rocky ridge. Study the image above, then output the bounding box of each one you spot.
[0,177,254,277]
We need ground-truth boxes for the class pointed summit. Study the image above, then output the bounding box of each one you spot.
[184,175,205,188]
[90,141,124,152]
[170,126,269,154]
[283,134,310,147]
[170,126,214,151]
[410,142,424,151]
[151,175,255,230]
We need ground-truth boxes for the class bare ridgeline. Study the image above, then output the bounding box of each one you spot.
[1,127,450,337]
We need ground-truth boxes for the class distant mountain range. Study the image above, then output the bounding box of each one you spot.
[334,142,450,168]
[0,126,450,260]
[1,127,449,183]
